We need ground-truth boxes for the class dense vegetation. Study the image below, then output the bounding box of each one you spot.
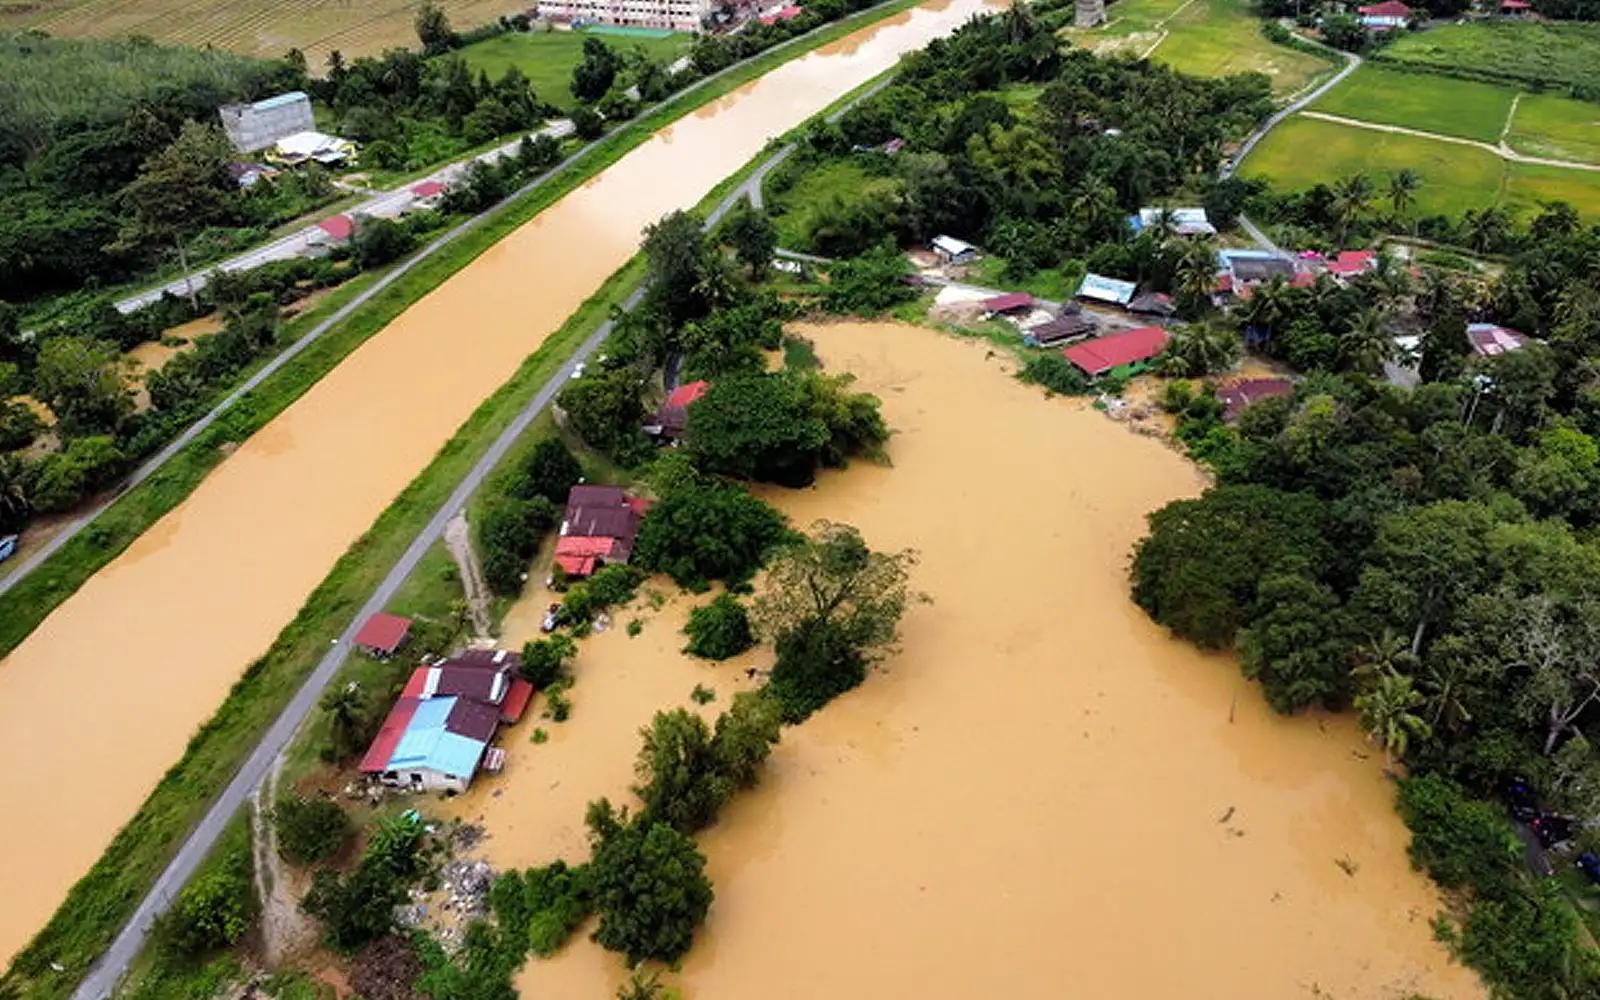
[1372,20,1600,97]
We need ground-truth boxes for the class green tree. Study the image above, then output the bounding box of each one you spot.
[273,795,351,865]
[1387,168,1421,230]
[642,210,708,320]
[0,453,30,533]
[414,2,456,54]
[1337,309,1395,375]
[166,864,251,954]
[634,709,723,832]
[1238,571,1351,712]
[319,683,371,762]
[118,121,237,308]
[1351,500,1498,656]
[32,335,132,437]
[351,215,414,268]
[683,593,755,659]
[571,37,620,102]
[477,494,557,595]
[1353,669,1431,766]
[556,367,649,463]
[512,437,583,504]
[1329,173,1373,245]
[720,205,778,278]
[586,805,714,964]
[632,477,789,588]
[1157,323,1240,377]
[521,633,576,688]
[709,689,783,791]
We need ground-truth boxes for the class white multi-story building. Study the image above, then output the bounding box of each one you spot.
[535,0,709,32]
[218,91,316,153]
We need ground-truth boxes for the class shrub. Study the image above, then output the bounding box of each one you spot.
[489,861,593,958]
[683,594,755,659]
[1020,354,1090,395]
[273,795,351,865]
[166,864,251,954]
[583,563,645,607]
[511,437,582,504]
[477,494,558,595]
[520,634,576,688]
[1395,773,1522,893]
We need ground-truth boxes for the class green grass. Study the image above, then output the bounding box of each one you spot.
[1312,65,1515,143]
[1507,92,1600,166]
[971,255,1086,302]
[769,159,901,249]
[1240,114,1600,219]
[1374,20,1600,97]
[1075,0,1333,94]
[458,28,695,111]
[1,6,936,993]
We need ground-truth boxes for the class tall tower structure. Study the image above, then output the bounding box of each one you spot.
[1075,0,1106,27]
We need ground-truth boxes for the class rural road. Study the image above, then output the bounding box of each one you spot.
[1298,110,1600,172]
[1225,38,1361,255]
[67,35,910,1000]
[0,0,911,606]
[112,120,578,315]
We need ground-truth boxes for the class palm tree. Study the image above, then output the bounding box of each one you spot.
[1386,168,1421,231]
[1354,671,1432,768]
[1238,274,1294,333]
[1173,238,1220,314]
[0,454,29,535]
[1071,182,1122,243]
[1151,206,1180,244]
[1330,173,1374,246]
[692,251,738,310]
[1158,323,1242,377]
[320,683,366,760]
[1463,207,1512,254]
[1338,309,1395,375]
[1367,250,1412,306]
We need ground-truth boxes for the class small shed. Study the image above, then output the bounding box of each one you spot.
[410,179,447,210]
[1132,207,1216,237]
[1127,291,1176,317]
[354,612,412,659]
[931,235,978,264]
[649,379,709,439]
[982,291,1036,316]
[1077,273,1137,307]
[1062,326,1170,377]
[1025,312,1097,346]
[314,214,355,243]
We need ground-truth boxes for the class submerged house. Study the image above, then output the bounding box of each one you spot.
[359,650,533,793]
[555,485,647,580]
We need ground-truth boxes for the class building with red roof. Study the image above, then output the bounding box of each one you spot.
[982,292,1035,315]
[1326,250,1377,279]
[1217,378,1294,422]
[555,485,644,580]
[353,612,412,659]
[759,4,804,23]
[1062,326,1170,377]
[1357,0,1412,27]
[315,214,354,242]
[649,379,709,440]
[1467,323,1529,357]
[1500,0,1531,13]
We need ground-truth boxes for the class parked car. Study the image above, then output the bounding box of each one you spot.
[0,534,16,564]
[540,603,561,633]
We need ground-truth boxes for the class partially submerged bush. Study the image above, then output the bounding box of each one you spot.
[683,593,755,660]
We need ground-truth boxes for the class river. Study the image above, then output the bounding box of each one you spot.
[451,322,1482,998]
[0,0,997,968]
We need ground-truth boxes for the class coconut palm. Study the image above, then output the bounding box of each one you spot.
[1338,309,1395,375]
[1151,206,1180,243]
[1238,274,1294,333]
[1173,238,1220,313]
[1330,173,1374,246]
[1463,207,1512,254]
[1071,181,1122,243]
[320,683,367,760]
[1354,670,1432,768]
[1157,323,1242,377]
[1386,168,1421,231]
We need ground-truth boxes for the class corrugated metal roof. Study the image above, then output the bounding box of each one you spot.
[1062,326,1170,375]
[1077,273,1137,305]
[359,696,420,772]
[387,697,488,778]
[252,91,309,111]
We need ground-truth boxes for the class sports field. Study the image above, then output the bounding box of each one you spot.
[458,28,694,110]
[0,0,523,64]
[1073,0,1333,94]
[1312,65,1513,143]
[1239,115,1600,219]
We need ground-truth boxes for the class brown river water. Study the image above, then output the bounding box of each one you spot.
[451,322,1482,998]
[0,0,997,967]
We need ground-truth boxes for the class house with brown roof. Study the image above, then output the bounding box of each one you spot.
[555,485,647,579]
[1217,378,1294,422]
[646,380,709,440]
[353,612,412,659]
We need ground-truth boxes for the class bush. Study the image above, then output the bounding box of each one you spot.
[303,814,427,952]
[489,861,593,958]
[585,563,645,607]
[166,864,251,954]
[352,216,415,269]
[683,594,755,659]
[511,437,582,504]
[27,434,124,512]
[1020,354,1090,395]
[273,795,351,865]
[520,633,576,688]
[477,494,558,595]
[1395,773,1522,893]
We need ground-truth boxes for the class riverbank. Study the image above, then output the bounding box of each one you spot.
[450,320,1481,998]
[0,2,1001,993]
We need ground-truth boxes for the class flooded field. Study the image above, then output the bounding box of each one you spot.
[0,0,997,968]
[453,322,1481,998]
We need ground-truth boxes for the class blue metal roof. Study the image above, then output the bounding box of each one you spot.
[252,91,309,111]
[387,697,488,778]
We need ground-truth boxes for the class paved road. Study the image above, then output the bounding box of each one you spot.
[0,0,909,605]
[113,121,578,315]
[67,17,918,998]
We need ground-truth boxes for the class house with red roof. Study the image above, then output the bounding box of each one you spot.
[758,4,803,24]
[554,485,646,580]
[1357,0,1412,28]
[410,179,447,210]
[314,213,354,243]
[359,648,532,792]
[1062,326,1170,377]
[982,292,1035,316]
[647,379,709,440]
[1467,323,1530,357]
[1500,0,1531,15]
[1217,378,1294,422]
[353,612,412,659]
[1325,250,1378,281]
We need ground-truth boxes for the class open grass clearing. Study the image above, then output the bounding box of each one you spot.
[1073,0,1332,94]
[1240,114,1600,219]
[1373,20,1600,97]
[1311,65,1514,143]
[458,28,695,111]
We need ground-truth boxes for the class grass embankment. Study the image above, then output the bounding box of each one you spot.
[1072,0,1332,94]
[458,28,696,112]
[3,4,936,993]
[1373,19,1600,96]
[1240,115,1600,219]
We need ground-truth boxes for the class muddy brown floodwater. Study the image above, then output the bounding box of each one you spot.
[451,322,1483,999]
[0,0,998,967]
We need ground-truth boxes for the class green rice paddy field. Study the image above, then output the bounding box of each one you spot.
[1240,115,1600,219]
[459,28,694,110]
[1374,20,1600,96]
[1072,0,1334,94]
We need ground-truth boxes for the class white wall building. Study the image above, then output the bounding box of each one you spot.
[535,0,709,32]
[218,91,316,153]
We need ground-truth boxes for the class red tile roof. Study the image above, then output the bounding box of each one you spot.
[1062,326,1170,376]
[1358,0,1412,14]
[982,292,1035,313]
[411,180,446,198]
[359,696,420,772]
[317,214,354,240]
[353,612,412,654]
[1327,250,1376,276]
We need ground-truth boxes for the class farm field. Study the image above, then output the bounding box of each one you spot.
[0,0,523,65]
[1240,114,1600,219]
[1073,0,1333,94]
[458,28,695,111]
[1374,20,1600,95]
[1507,92,1600,166]
[1311,65,1514,143]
